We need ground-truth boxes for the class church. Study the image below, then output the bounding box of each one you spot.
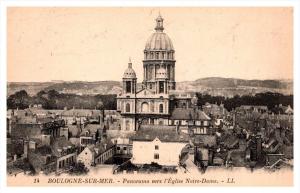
[117,14,210,133]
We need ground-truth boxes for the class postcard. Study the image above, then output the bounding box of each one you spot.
[6,7,293,186]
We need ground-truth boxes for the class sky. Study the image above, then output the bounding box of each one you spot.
[7,7,293,82]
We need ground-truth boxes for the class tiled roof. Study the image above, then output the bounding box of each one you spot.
[87,138,115,157]
[193,135,216,147]
[80,124,103,136]
[34,145,52,156]
[28,153,45,172]
[170,108,210,120]
[61,109,101,117]
[51,137,74,157]
[68,125,81,137]
[132,127,189,143]
[26,107,50,116]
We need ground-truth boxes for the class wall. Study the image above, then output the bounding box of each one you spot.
[131,138,187,166]
[77,148,94,168]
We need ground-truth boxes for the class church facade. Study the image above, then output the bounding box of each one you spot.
[117,14,202,132]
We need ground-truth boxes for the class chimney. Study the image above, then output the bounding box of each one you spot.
[41,135,51,146]
[104,143,107,150]
[94,148,99,154]
[23,140,29,158]
[176,124,180,134]
[13,154,17,162]
[29,141,36,150]
[57,148,62,157]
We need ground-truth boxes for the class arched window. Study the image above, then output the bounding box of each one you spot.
[158,120,164,125]
[141,102,149,112]
[125,120,130,131]
[125,103,130,113]
[126,81,131,93]
[159,104,164,113]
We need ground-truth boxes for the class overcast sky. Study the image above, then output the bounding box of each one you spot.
[7,7,293,82]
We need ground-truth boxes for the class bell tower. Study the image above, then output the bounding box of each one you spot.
[122,58,137,95]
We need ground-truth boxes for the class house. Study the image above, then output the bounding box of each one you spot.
[193,135,216,168]
[131,127,189,166]
[202,102,228,118]
[169,108,212,135]
[10,116,65,140]
[237,105,268,113]
[79,124,104,150]
[77,138,115,168]
[51,137,77,172]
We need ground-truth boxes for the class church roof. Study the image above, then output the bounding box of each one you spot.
[123,60,136,79]
[145,14,174,51]
[145,32,174,51]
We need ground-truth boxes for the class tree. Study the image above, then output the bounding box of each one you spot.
[7,90,31,109]
[69,162,89,175]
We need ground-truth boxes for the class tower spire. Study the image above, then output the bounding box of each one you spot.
[128,57,132,68]
[155,12,164,32]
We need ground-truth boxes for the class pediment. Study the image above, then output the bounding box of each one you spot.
[136,88,155,97]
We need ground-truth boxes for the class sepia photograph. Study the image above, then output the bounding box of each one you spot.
[4,6,295,187]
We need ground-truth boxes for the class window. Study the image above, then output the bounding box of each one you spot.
[126,81,131,93]
[117,147,121,150]
[123,147,127,150]
[158,120,164,125]
[155,145,159,150]
[159,104,164,113]
[125,120,130,131]
[156,52,159,59]
[125,103,130,112]
[159,82,164,93]
[150,118,154,125]
[154,154,159,159]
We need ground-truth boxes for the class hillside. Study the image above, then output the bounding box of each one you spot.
[7,77,293,97]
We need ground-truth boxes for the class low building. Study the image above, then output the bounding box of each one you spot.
[131,127,189,166]
[61,108,102,125]
[77,138,115,168]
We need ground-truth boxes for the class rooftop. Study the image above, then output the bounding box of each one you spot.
[132,127,189,143]
[170,108,211,120]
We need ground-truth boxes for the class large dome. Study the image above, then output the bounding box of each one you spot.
[144,14,174,52]
[145,32,174,51]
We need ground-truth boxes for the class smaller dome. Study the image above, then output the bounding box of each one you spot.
[156,67,167,79]
[123,60,136,79]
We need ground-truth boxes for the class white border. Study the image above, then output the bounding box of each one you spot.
[0,1,299,193]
